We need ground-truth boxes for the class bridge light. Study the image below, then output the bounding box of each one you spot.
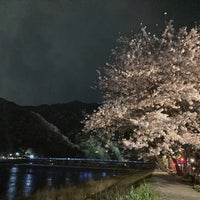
[29,154,34,159]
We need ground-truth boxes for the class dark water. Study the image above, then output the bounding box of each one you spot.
[0,164,129,200]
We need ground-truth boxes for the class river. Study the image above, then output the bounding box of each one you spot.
[0,164,131,200]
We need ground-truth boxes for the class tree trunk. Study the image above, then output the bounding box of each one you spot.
[155,155,167,172]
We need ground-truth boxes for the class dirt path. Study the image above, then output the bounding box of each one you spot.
[148,171,200,200]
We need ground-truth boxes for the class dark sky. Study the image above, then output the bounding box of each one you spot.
[0,0,199,105]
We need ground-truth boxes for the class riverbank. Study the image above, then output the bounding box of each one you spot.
[97,171,200,200]
[81,170,200,200]
[14,169,200,200]
[26,170,153,200]
[88,169,153,200]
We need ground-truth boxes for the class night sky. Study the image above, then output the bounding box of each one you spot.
[0,0,199,105]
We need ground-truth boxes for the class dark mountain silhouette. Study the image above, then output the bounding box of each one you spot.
[0,98,97,157]
[25,101,99,143]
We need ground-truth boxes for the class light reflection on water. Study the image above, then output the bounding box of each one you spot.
[47,175,53,186]
[23,169,33,197]
[102,171,106,177]
[0,165,126,200]
[7,167,18,200]
[79,171,93,182]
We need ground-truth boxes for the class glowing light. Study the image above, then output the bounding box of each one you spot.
[179,157,184,163]
[15,152,20,157]
[190,158,195,163]
[29,154,34,159]
[172,162,176,167]
[192,166,196,171]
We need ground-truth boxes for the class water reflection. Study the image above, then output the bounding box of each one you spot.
[102,171,106,177]
[79,172,93,182]
[23,169,33,197]
[47,176,53,186]
[7,167,18,200]
[0,165,128,200]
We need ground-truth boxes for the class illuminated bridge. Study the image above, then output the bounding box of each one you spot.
[0,157,154,170]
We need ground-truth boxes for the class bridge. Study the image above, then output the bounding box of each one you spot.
[0,157,155,170]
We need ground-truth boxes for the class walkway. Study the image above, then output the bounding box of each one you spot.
[148,171,200,200]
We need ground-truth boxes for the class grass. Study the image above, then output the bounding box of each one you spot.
[193,185,200,192]
[118,183,158,200]
[26,178,118,200]
[25,170,153,200]
[91,183,158,200]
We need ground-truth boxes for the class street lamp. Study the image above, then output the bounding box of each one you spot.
[190,158,195,163]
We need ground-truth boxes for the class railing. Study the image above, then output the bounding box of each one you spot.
[0,157,155,170]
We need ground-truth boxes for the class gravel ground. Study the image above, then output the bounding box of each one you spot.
[148,171,200,200]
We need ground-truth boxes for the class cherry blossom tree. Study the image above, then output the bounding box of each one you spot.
[84,21,200,172]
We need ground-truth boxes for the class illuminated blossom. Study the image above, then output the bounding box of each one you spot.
[84,21,200,159]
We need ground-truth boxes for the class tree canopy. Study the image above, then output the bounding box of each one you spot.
[84,21,200,160]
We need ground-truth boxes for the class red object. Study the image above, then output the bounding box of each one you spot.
[179,157,184,163]
[172,162,176,167]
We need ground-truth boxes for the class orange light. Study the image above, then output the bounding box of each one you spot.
[192,166,196,171]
